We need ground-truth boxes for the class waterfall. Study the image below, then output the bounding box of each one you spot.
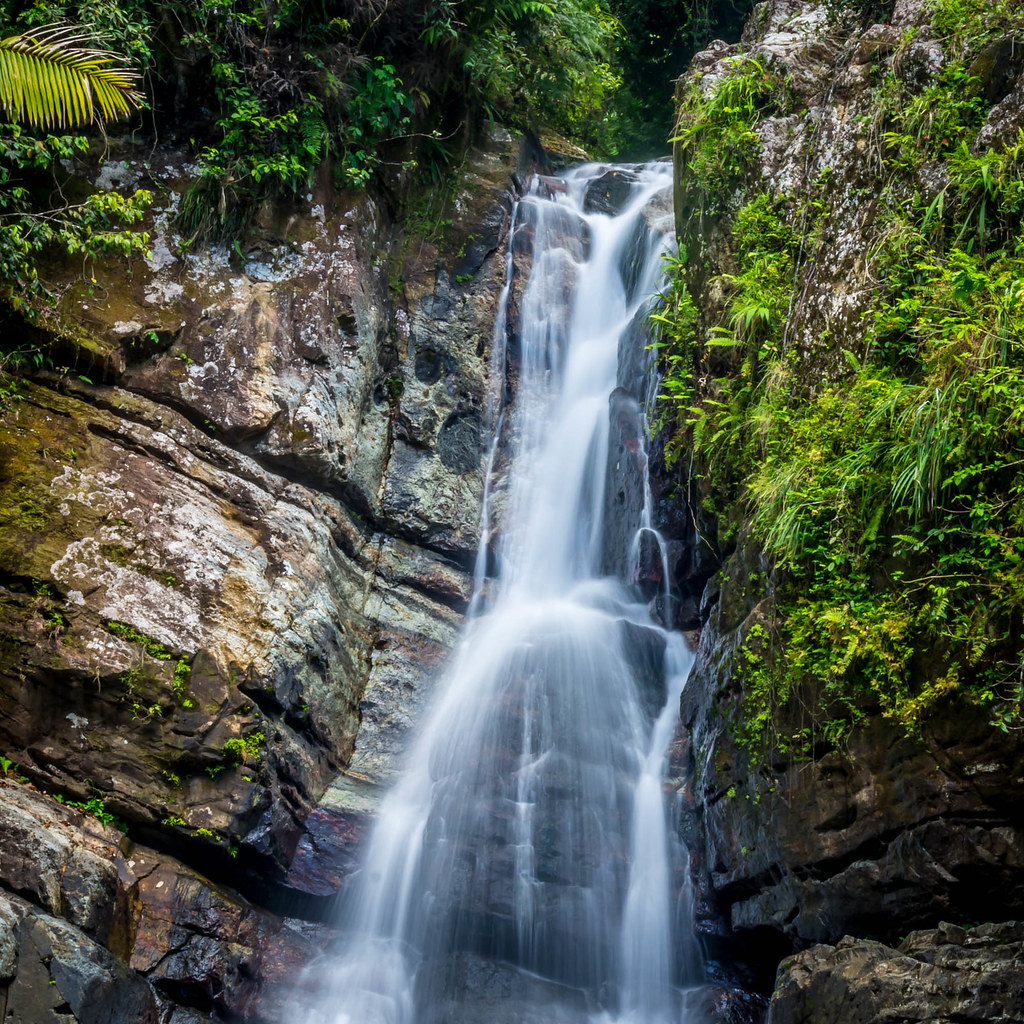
[303,162,701,1024]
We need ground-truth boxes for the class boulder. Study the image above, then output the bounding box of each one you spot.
[768,923,1024,1024]
[0,778,331,1022]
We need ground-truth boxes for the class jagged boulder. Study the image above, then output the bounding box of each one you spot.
[584,168,640,215]
[0,778,330,1022]
[768,923,1024,1024]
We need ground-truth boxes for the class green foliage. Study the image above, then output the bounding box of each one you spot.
[160,0,626,230]
[734,623,783,751]
[223,730,265,766]
[54,792,128,830]
[13,0,154,65]
[649,248,698,447]
[704,239,1024,740]
[721,193,798,347]
[0,0,728,269]
[929,0,1021,58]
[131,700,162,719]
[105,620,171,659]
[877,61,988,175]
[677,193,800,495]
[749,306,1024,724]
[0,755,28,782]
[0,121,150,303]
[673,56,792,216]
[0,13,150,304]
[172,656,191,699]
[459,0,622,149]
[657,0,1024,749]
[0,24,142,129]
[609,0,754,157]
[0,342,44,408]
[339,58,414,187]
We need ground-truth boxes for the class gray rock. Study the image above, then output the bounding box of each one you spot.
[0,124,520,901]
[768,924,1024,1023]
[0,892,159,1024]
[0,899,17,981]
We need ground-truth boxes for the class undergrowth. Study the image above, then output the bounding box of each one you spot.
[673,55,794,217]
[656,0,1024,753]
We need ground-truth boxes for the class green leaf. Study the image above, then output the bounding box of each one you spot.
[0,24,142,130]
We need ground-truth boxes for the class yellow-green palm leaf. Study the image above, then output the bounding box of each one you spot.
[0,25,142,130]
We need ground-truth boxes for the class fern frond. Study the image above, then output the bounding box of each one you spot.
[0,25,142,130]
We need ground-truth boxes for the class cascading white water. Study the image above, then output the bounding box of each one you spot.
[303,162,700,1024]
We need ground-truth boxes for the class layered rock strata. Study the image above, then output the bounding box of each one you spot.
[0,126,530,1017]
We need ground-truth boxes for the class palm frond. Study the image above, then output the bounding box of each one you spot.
[0,25,142,130]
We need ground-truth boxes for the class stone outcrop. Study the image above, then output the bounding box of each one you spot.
[0,125,530,1015]
[668,0,1024,1015]
[768,923,1024,1024]
[0,778,329,1023]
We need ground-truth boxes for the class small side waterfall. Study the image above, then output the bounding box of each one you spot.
[304,162,701,1024]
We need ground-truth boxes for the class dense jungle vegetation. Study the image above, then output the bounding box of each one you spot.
[0,0,751,311]
[657,0,1024,750]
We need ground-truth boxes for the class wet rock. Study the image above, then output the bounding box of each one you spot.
[619,182,672,305]
[692,984,769,1024]
[0,894,160,1024]
[852,24,902,65]
[601,387,648,584]
[584,168,640,215]
[438,411,483,474]
[767,923,1024,1024]
[425,952,594,1024]
[620,619,669,720]
[283,775,375,904]
[892,0,932,29]
[0,379,371,872]
[0,901,17,980]
[0,778,331,1022]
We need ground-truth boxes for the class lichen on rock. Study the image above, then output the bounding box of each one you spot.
[0,121,529,1019]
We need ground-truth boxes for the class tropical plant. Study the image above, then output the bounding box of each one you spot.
[0,22,149,310]
[654,0,1024,751]
[0,24,141,128]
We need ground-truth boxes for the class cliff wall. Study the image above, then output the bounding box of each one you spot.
[668,1,1024,1018]
[0,125,532,1019]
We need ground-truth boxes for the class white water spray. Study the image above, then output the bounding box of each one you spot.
[304,162,701,1024]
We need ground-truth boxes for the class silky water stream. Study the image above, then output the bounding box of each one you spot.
[304,162,703,1024]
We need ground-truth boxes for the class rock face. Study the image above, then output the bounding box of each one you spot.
[0,778,328,1023]
[768,923,1024,1024]
[0,125,531,1016]
[669,0,1024,1016]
